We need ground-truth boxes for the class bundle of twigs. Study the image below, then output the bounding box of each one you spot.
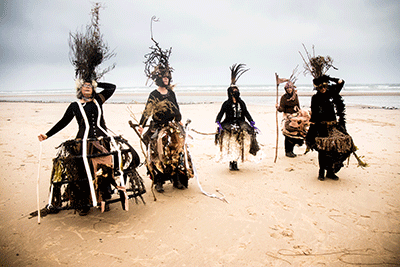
[69,2,116,81]
[144,16,173,84]
[299,44,337,78]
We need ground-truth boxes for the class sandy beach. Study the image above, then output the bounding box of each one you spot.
[0,101,399,266]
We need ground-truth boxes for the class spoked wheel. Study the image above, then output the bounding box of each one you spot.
[124,169,146,204]
[106,136,146,206]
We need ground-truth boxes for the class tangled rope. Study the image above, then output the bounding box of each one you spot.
[190,128,217,136]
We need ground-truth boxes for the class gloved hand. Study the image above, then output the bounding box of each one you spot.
[250,121,261,134]
[216,121,223,133]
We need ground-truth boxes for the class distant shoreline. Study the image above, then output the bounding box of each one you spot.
[1,91,399,98]
[1,91,399,110]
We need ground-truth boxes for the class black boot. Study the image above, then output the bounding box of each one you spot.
[318,169,325,181]
[229,161,234,171]
[286,151,297,158]
[233,161,239,170]
[173,178,185,189]
[155,182,164,192]
[78,206,90,216]
[326,170,339,180]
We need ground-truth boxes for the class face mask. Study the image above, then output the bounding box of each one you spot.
[232,90,240,99]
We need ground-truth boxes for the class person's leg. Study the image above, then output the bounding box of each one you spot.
[326,167,339,180]
[233,161,239,170]
[318,152,325,181]
[285,137,296,157]
[154,172,165,192]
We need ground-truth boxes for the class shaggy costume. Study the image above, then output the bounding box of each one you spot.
[138,88,192,191]
[138,23,193,192]
[277,82,309,157]
[215,64,261,170]
[38,4,145,217]
[306,75,356,180]
[139,88,182,144]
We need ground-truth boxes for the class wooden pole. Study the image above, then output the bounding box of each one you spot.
[274,73,279,163]
[36,142,43,224]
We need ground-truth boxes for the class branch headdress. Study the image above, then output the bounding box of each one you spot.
[69,2,116,90]
[144,16,174,87]
[299,44,337,86]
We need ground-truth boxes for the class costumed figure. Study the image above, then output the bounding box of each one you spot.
[134,17,194,193]
[36,3,145,217]
[215,64,262,170]
[276,73,311,158]
[300,45,356,181]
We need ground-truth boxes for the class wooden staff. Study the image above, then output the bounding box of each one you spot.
[36,142,43,224]
[274,73,289,163]
[274,73,279,163]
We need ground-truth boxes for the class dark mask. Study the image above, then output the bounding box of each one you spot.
[232,90,240,99]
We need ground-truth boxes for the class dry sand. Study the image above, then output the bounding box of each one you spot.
[0,101,399,266]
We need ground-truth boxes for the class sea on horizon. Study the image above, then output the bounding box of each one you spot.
[0,84,399,109]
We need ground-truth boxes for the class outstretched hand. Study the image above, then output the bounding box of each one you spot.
[38,134,47,142]
[137,126,144,135]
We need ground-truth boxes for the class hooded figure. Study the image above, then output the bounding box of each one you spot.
[215,64,262,171]
[276,80,310,157]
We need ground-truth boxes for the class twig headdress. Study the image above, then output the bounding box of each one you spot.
[284,65,300,90]
[299,44,337,86]
[144,16,174,87]
[69,3,116,89]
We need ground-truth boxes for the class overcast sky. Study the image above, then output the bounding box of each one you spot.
[1,0,399,92]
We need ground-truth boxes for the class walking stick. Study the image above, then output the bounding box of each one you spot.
[274,73,280,163]
[36,142,43,224]
[274,73,289,163]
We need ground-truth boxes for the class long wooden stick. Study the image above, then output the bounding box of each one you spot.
[36,142,43,224]
[274,73,279,163]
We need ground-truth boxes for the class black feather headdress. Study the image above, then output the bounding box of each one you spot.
[229,63,249,86]
[69,3,115,87]
[144,16,174,86]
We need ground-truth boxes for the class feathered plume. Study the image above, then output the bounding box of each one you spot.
[69,3,116,82]
[299,44,337,78]
[144,16,173,85]
[288,65,300,84]
[230,63,249,86]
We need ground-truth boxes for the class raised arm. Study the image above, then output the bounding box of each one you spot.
[97,82,116,103]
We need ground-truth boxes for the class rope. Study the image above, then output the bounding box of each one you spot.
[193,163,228,203]
[184,122,228,203]
[190,128,216,136]
[36,141,43,224]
